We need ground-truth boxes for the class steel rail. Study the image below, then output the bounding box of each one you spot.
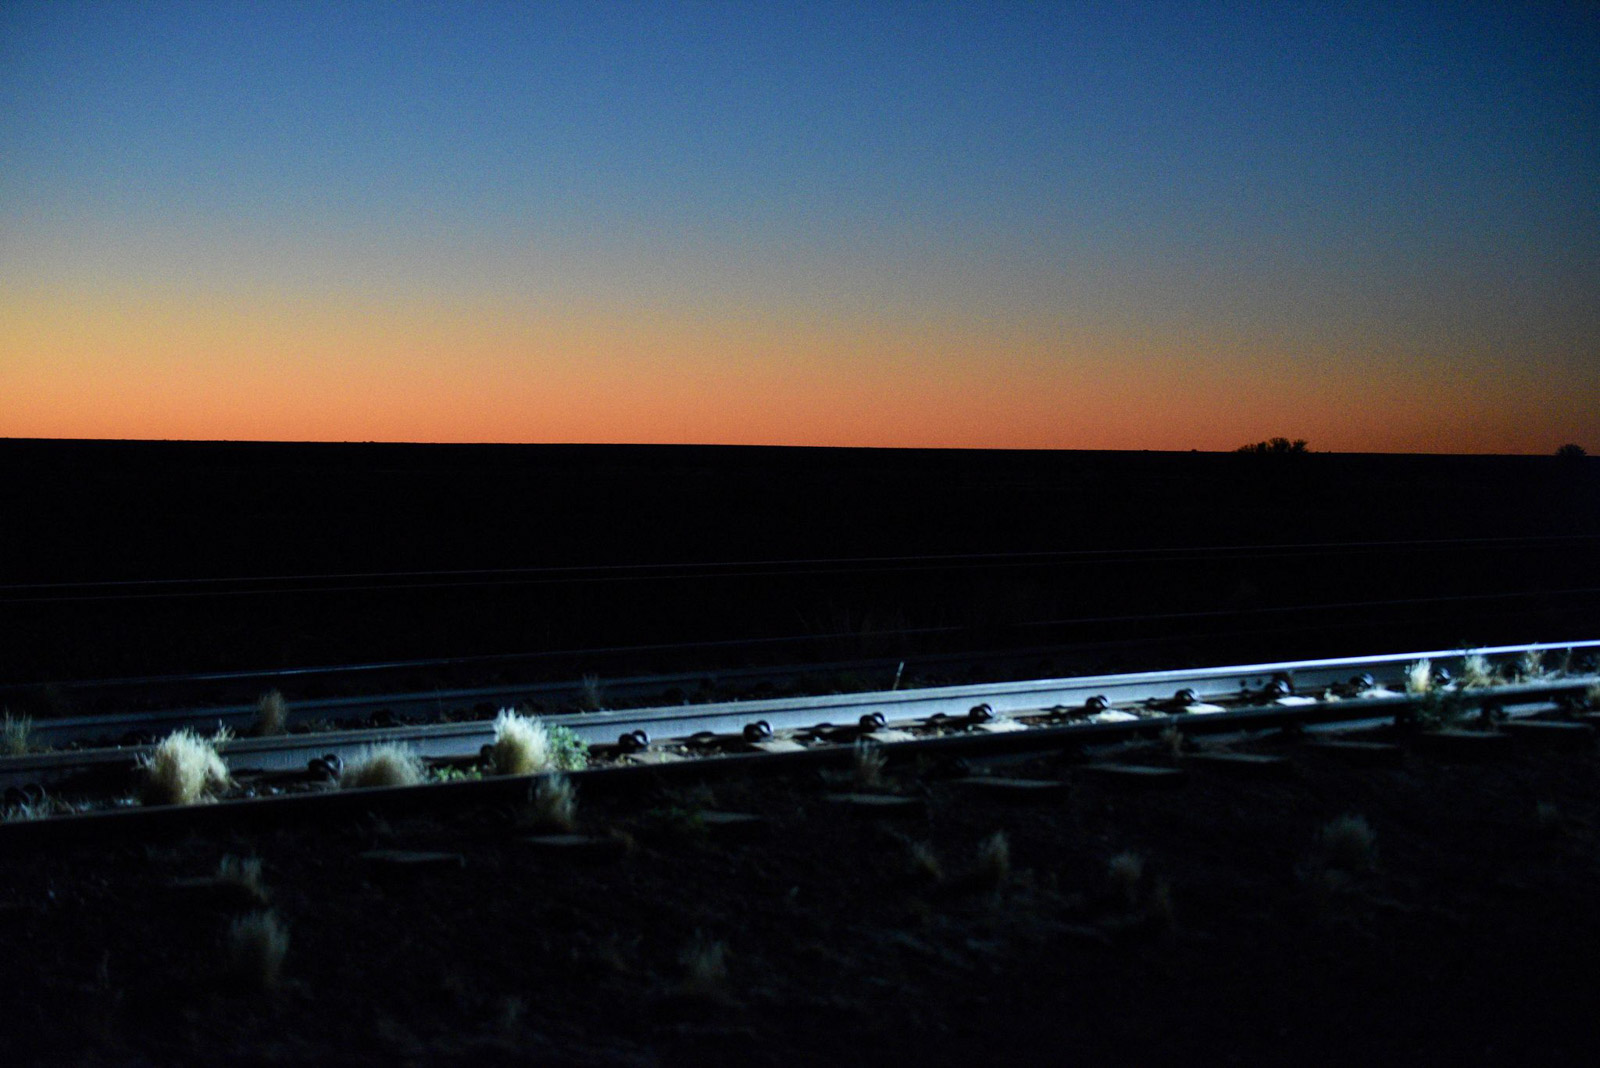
[2,671,1594,848]
[9,638,1169,748]
[7,636,1588,757]
[5,639,1595,795]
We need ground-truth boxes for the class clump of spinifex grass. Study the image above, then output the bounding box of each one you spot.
[2,798,48,822]
[1405,659,1434,696]
[1320,814,1377,873]
[225,910,289,991]
[489,709,552,775]
[905,841,943,884]
[489,708,589,775]
[852,738,887,790]
[1520,649,1545,679]
[580,674,605,711]
[139,729,231,805]
[218,855,270,906]
[3,791,69,822]
[339,742,425,789]
[1107,851,1145,907]
[1459,653,1494,689]
[2,710,32,756]
[255,690,288,736]
[529,773,577,831]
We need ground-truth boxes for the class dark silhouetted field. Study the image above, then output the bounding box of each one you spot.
[2,439,1596,689]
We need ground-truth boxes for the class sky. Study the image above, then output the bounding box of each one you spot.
[2,1,1596,452]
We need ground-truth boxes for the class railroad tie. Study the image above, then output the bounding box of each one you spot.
[1304,740,1405,767]
[1497,719,1596,750]
[1078,763,1186,788]
[1182,752,1291,779]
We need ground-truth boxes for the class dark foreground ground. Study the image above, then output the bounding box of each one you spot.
[4,727,1600,1066]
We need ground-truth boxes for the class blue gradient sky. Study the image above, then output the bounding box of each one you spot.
[3,1,1596,451]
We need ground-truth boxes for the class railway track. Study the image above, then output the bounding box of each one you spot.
[3,638,1595,840]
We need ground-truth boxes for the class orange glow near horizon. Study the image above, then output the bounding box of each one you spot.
[3,280,1595,454]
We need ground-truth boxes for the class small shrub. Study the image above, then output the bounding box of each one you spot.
[1556,443,1586,460]
[1320,814,1377,872]
[530,773,577,831]
[255,690,288,735]
[1107,851,1145,907]
[226,910,289,991]
[852,738,887,790]
[1236,437,1309,455]
[139,729,231,805]
[548,724,589,771]
[2,711,32,756]
[339,743,425,789]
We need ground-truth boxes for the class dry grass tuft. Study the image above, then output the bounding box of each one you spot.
[489,709,553,776]
[531,773,577,831]
[1405,659,1433,696]
[852,738,887,790]
[1320,814,1377,872]
[677,931,729,998]
[218,854,269,906]
[1459,654,1493,689]
[4,795,56,821]
[1107,851,1145,907]
[339,742,425,789]
[226,910,289,991]
[255,690,288,735]
[971,831,1011,891]
[1520,649,1545,679]
[139,729,231,805]
[907,841,943,884]
[2,710,32,756]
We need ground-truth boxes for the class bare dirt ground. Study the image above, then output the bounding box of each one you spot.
[5,725,1600,1066]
